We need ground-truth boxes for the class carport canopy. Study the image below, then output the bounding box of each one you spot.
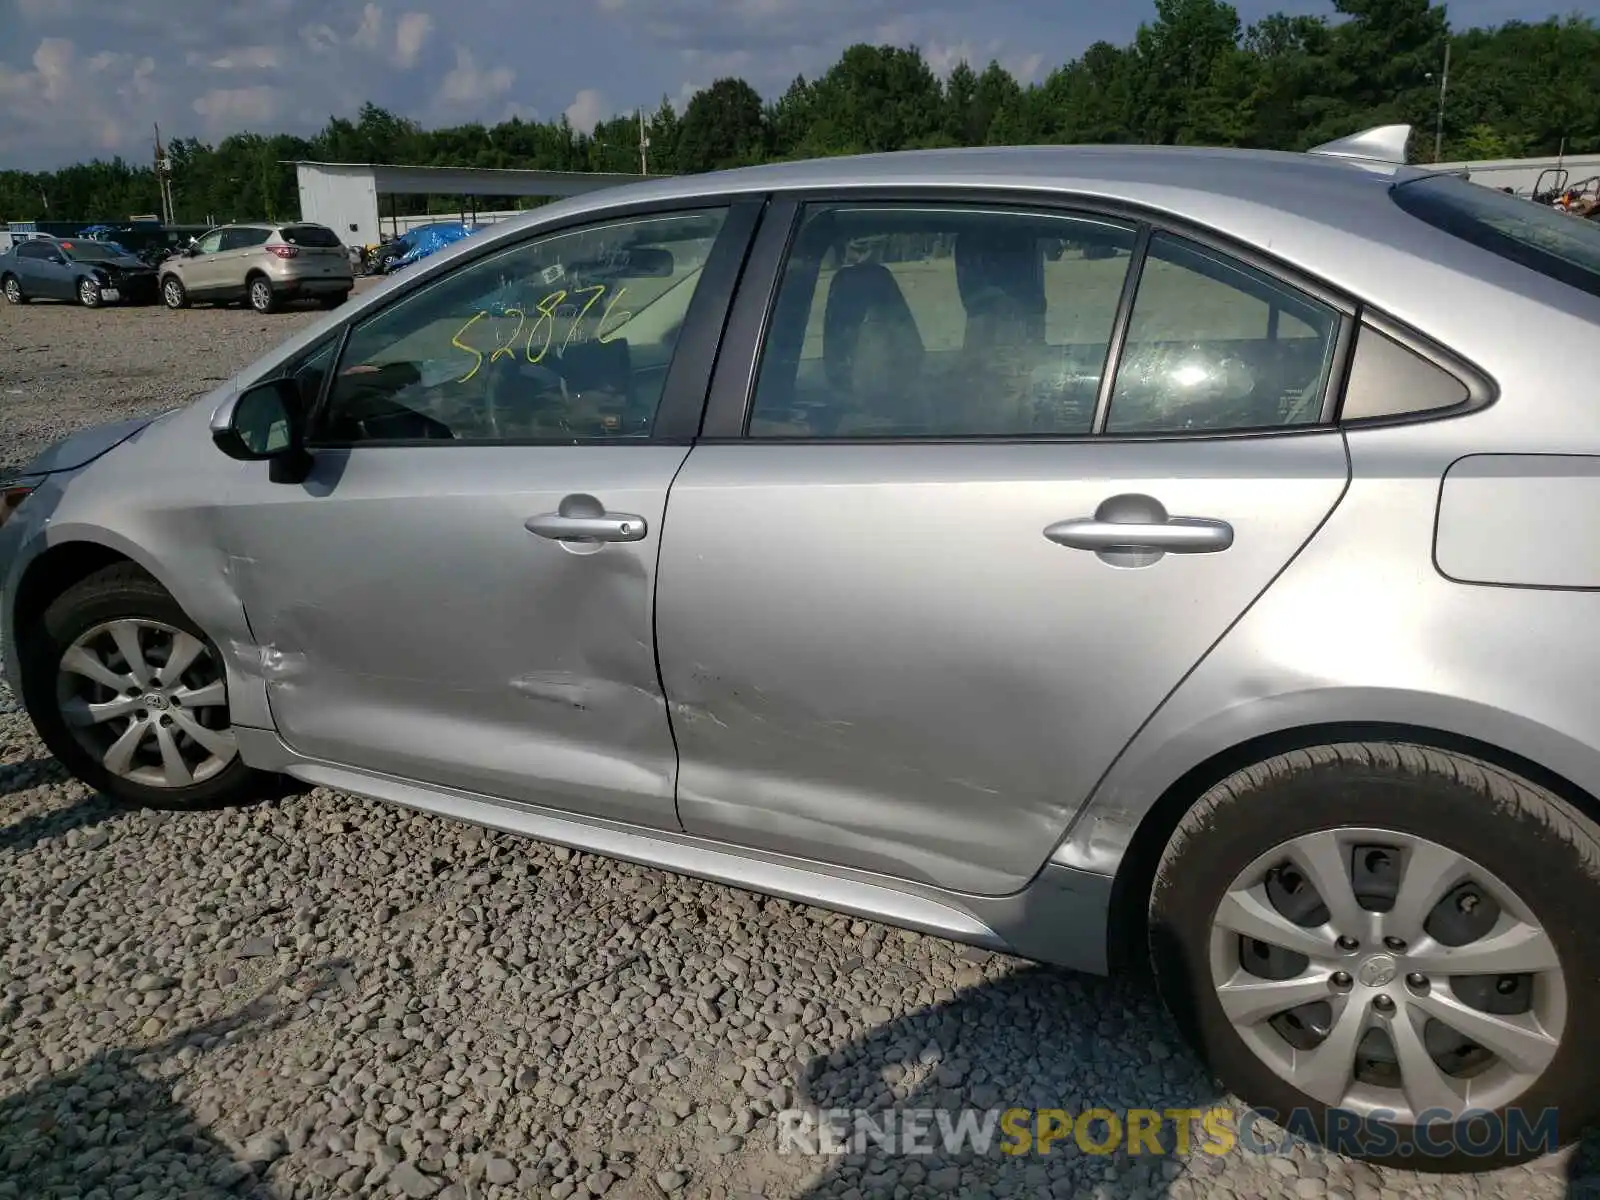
[287,160,654,247]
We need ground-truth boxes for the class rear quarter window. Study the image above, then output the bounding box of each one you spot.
[279,225,343,248]
[1391,174,1600,301]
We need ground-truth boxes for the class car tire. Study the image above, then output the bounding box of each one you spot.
[1148,742,1599,1171]
[2,274,25,304]
[248,275,279,314]
[17,564,264,811]
[161,276,189,310]
[78,278,103,308]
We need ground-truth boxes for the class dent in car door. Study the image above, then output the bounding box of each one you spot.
[656,203,1353,896]
[219,202,757,828]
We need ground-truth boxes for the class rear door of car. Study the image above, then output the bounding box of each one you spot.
[16,242,67,298]
[214,227,272,294]
[654,192,1355,896]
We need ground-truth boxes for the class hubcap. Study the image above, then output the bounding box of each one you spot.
[252,282,270,309]
[1209,828,1565,1124]
[165,281,181,306]
[81,282,95,303]
[5,280,18,300]
[55,618,237,789]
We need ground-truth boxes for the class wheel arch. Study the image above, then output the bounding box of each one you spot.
[1103,719,1600,977]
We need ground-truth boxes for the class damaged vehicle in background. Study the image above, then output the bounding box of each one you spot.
[5,125,1600,1171]
[0,238,159,307]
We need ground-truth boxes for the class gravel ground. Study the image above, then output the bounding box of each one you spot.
[2,294,1598,1199]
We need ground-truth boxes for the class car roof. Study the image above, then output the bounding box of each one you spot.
[547,143,1424,230]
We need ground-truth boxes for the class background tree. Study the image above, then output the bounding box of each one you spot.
[3,1,1599,224]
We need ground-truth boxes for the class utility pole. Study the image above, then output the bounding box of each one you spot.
[638,107,650,175]
[1432,40,1450,163]
[153,123,176,225]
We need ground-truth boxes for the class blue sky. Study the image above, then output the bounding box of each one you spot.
[1,0,1595,169]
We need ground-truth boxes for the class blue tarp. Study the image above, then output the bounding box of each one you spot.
[389,221,480,271]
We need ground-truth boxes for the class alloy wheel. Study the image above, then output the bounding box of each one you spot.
[79,280,100,307]
[4,278,20,303]
[250,280,272,311]
[1208,827,1565,1123]
[55,618,238,789]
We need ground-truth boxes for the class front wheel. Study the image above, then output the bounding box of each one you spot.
[1149,742,1599,1171]
[161,276,188,309]
[78,278,102,308]
[18,564,263,810]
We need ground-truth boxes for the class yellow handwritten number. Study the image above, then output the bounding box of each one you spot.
[563,285,608,354]
[451,311,487,383]
[489,308,526,364]
[597,287,631,343]
[525,288,568,364]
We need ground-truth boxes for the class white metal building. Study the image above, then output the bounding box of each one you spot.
[289,162,652,247]
[1435,152,1600,197]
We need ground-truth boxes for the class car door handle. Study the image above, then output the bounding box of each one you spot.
[525,494,647,543]
[1043,516,1233,553]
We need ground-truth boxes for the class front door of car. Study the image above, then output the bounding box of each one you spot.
[217,201,756,828]
[656,198,1354,896]
[182,229,227,295]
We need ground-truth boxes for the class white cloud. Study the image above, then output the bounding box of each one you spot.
[192,85,283,130]
[564,88,610,134]
[0,37,164,158]
[437,45,514,107]
[188,45,282,71]
[352,3,386,52]
[394,12,434,69]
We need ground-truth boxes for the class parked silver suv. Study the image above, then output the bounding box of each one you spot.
[160,221,353,313]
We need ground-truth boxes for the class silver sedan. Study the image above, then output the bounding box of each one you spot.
[4,124,1598,1170]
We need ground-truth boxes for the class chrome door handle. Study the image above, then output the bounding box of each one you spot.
[1043,516,1233,553]
[525,493,647,543]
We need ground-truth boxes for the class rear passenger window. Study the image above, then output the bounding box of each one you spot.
[747,204,1137,438]
[220,228,269,251]
[1105,234,1340,434]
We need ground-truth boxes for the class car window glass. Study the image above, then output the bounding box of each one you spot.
[17,242,50,259]
[747,204,1137,438]
[223,228,270,251]
[317,207,729,444]
[280,225,342,248]
[286,338,339,414]
[195,231,224,254]
[1104,234,1339,434]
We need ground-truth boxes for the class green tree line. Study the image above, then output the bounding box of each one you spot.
[3,0,1597,226]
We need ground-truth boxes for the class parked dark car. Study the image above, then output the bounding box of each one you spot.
[1,239,159,307]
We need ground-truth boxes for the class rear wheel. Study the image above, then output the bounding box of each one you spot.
[248,275,279,313]
[1149,743,1600,1170]
[161,276,188,309]
[18,564,263,810]
[3,274,25,304]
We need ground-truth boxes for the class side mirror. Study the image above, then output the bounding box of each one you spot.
[212,378,301,461]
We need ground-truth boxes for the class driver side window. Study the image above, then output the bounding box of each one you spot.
[314,207,730,445]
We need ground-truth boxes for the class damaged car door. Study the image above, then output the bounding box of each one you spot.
[217,202,755,828]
